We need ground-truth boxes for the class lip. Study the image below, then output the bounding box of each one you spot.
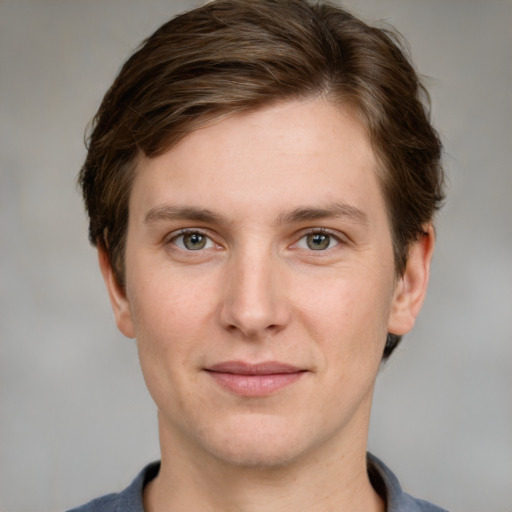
[205,361,306,397]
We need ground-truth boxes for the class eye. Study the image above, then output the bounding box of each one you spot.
[172,231,215,251]
[296,231,339,251]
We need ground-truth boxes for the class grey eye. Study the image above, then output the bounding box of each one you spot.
[296,232,339,251]
[184,233,206,250]
[306,233,331,250]
[174,232,213,250]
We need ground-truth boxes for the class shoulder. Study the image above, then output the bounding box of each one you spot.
[66,492,119,512]
[65,462,160,512]
[367,453,450,512]
[400,492,451,512]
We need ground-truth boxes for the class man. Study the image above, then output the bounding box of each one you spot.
[71,0,447,510]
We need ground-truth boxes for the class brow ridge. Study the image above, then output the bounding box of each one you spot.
[144,205,224,225]
[277,202,369,225]
[143,202,368,227]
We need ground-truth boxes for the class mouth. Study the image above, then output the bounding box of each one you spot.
[205,361,307,397]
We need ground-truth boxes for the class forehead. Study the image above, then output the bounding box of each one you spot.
[130,98,385,226]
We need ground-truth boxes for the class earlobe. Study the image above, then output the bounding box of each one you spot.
[387,226,435,336]
[97,247,135,339]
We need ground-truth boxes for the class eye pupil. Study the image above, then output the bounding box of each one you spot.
[183,232,206,250]
[307,233,330,250]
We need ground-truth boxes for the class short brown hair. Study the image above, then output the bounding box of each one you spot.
[79,0,444,358]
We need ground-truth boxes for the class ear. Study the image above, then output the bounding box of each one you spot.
[97,247,135,339]
[387,225,435,336]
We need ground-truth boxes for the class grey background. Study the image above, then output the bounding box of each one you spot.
[1,1,511,511]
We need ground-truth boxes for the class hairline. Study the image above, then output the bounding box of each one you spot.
[108,94,405,288]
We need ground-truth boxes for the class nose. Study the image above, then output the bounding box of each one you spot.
[219,249,290,339]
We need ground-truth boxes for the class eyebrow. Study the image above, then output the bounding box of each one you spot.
[144,205,226,225]
[277,202,369,226]
[143,202,368,227]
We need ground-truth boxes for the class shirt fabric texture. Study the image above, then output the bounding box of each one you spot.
[67,453,449,512]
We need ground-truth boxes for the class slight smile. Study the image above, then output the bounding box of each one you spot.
[205,361,307,397]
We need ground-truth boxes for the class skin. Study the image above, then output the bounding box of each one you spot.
[99,98,434,512]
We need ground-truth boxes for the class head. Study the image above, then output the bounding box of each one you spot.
[79,0,444,358]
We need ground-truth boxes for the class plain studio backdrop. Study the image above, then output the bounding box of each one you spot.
[1,1,511,511]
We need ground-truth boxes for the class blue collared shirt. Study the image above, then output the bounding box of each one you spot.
[67,453,449,512]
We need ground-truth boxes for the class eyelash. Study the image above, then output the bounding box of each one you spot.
[167,228,344,253]
[294,228,342,252]
[168,229,217,251]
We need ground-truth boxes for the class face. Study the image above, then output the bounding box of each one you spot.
[101,98,432,470]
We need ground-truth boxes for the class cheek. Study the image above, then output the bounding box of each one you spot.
[129,255,210,320]
[307,268,392,324]
[295,268,392,358]
[126,264,220,361]
[128,279,206,410]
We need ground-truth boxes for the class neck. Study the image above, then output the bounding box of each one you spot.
[144,413,385,512]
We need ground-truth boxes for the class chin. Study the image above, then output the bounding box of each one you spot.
[210,441,303,470]
[197,414,313,469]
